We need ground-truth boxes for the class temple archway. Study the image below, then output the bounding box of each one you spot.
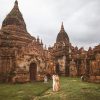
[55,63,60,75]
[29,63,37,81]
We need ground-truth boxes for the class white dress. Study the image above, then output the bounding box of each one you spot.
[52,75,56,91]
[52,75,60,91]
[55,75,60,91]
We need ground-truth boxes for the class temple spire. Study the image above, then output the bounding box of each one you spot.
[2,0,27,31]
[41,39,43,45]
[60,22,65,32]
[15,0,18,6]
[56,22,69,43]
[13,0,19,10]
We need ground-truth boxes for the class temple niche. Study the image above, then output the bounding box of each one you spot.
[69,59,77,77]
[0,0,100,83]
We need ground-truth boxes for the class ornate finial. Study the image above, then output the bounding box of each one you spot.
[37,36,40,42]
[61,22,64,30]
[88,47,92,51]
[15,0,18,5]
[14,0,18,9]
[45,45,46,49]
[41,39,43,45]
[60,22,65,32]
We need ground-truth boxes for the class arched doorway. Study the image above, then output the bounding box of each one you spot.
[55,63,60,75]
[29,63,37,81]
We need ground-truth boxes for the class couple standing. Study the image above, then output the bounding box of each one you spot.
[52,74,60,92]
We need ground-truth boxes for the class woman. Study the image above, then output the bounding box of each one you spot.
[55,75,60,91]
[52,74,60,92]
[52,74,56,91]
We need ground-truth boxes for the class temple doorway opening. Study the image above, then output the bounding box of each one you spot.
[29,63,37,81]
[55,63,60,75]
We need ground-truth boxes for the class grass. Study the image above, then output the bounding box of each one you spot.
[0,82,52,100]
[0,77,100,100]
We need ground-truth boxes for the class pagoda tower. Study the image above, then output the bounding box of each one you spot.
[49,22,70,76]
[1,0,34,47]
[56,22,69,44]
[0,0,34,78]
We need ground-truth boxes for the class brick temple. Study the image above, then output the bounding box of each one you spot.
[0,0,100,83]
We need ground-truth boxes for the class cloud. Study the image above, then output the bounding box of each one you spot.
[65,0,100,46]
[0,0,100,50]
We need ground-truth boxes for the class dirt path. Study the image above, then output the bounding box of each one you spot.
[34,88,66,100]
[33,88,53,100]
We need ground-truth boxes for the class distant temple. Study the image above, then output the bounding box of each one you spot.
[0,0,100,83]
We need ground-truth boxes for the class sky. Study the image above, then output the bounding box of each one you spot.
[0,0,100,50]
